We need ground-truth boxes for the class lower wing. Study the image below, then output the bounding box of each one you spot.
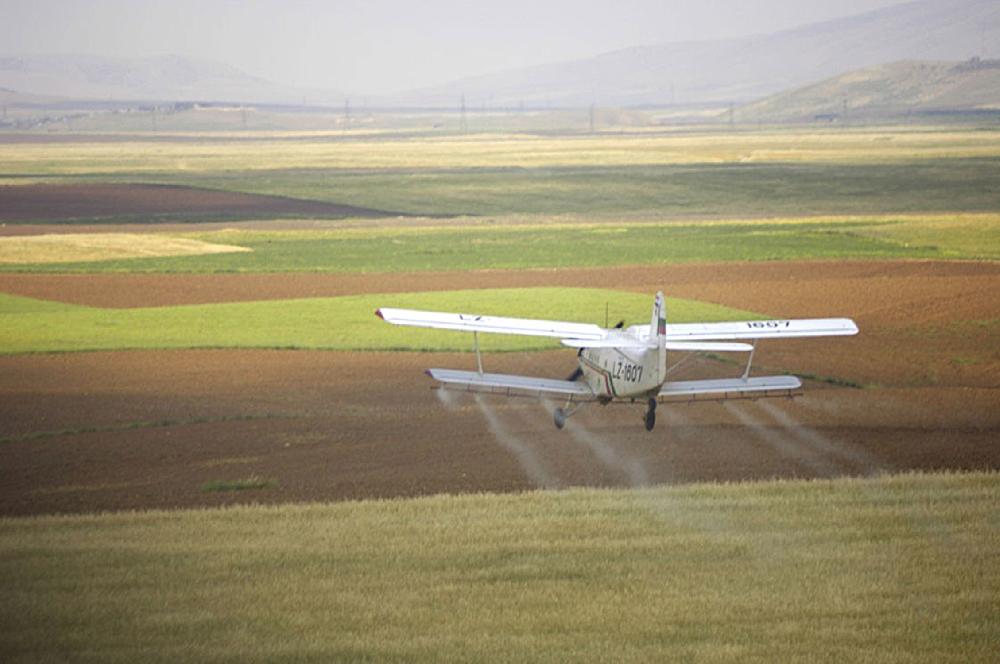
[425,370,801,404]
[658,375,802,402]
[426,369,597,402]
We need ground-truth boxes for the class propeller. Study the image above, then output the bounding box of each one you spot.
[566,367,584,382]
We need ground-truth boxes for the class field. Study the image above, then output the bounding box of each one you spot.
[2,473,997,662]
[0,289,763,354]
[1,124,998,660]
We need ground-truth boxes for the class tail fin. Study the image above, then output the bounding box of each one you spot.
[651,291,667,383]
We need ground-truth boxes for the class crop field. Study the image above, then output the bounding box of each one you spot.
[0,124,998,661]
[2,214,999,273]
[2,473,998,662]
[0,289,761,354]
[0,232,251,263]
[4,129,1000,219]
[4,128,999,174]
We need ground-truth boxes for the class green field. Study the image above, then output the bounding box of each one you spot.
[4,214,998,274]
[0,289,762,354]
[137,159,1000,218]
[1,472,996,662]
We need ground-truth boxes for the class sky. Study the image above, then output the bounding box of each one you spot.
[2,0,912,95]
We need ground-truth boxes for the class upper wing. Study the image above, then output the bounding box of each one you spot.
[376,307,607,341]
[664,318,858,342]
[377,308,857,345]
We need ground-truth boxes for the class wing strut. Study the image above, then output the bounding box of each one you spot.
[473,331,484,375]
[742,339,757,381]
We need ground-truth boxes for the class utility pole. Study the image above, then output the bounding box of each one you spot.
[344,98,350,128]
[151,106,157,132]
[589,103,595,133]
[241,106,247,129]
[728,102,735,128]
[459,94,467,134]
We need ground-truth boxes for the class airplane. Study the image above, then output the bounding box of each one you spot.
[375,292,858,431]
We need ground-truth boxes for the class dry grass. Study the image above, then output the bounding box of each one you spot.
[3,128,999,175]
[0,233,251,264]
[0,472,996,662]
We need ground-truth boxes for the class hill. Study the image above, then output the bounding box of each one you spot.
[387,0,1000,108]
[740,58,1000,122]
[0,53,342,105]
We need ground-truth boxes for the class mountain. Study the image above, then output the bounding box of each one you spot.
[740,58,1000,122]
[0,54,343,105]
[386,0,1000,108]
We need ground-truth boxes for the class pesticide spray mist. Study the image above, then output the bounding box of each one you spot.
[473,394,561,489]
[723,401,838,476]
[434,386,460,412]
[756,400,882,475]
[539,399,649,487]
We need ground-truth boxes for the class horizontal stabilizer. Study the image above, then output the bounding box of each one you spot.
[665,341,754,352]
[560,338,649,349]
[427,368,596,402]
[658,375,802,402]
[560,339,754,351]
[377,307,606,341]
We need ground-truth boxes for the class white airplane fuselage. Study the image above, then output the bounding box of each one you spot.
[579,340,663,401]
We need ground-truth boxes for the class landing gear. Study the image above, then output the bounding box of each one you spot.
[553,402,583,430]
[554,407,567,430]
[644,398,657,432]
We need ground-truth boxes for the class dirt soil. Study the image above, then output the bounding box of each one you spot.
[0,350,996,517]
[0,183,399,224]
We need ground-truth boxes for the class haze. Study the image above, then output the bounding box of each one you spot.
[2,0,910,96]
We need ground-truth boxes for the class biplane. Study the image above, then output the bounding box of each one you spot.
[376,292,857,431]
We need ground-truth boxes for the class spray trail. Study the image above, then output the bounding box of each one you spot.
[434,387,460,412]
[756,400,883,475]
[566,418,650,487]
[662,405,692,428]
[536,400,650,487]
[723,402,837,476]
[473,394,561,489]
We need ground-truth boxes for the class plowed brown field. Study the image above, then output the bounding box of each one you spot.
[1,260,998,516]
[0,351,996,517]
[0,183,398,224]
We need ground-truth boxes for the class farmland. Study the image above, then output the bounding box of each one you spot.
[0,289,761,354]
[2,473,997,662]
[0,124,998,661]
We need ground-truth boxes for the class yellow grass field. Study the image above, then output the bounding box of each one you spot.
[0,233,251,264]
[3,128,999,175]
[1,472,996,662]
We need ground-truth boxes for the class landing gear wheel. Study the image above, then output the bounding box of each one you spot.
[554,407,567,430]
[644,398,657,432]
